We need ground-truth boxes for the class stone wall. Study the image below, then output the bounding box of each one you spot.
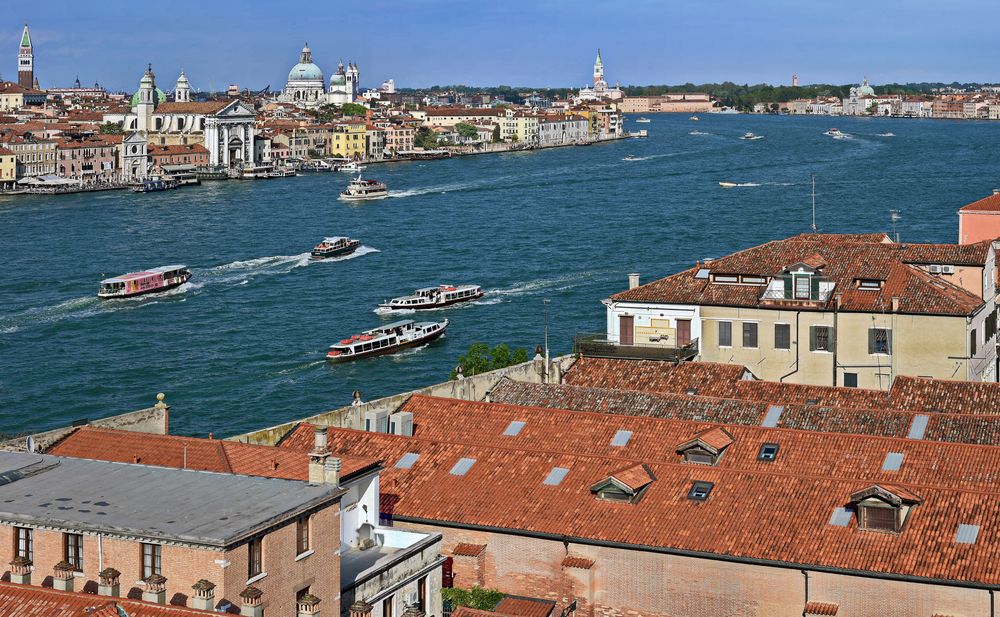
[0,403,169,453]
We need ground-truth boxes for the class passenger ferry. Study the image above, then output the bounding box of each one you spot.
[634,117,651,124]
[131,178,177,193]
[376,284,484,313]
[311,236,361,259]
[98,265,191,299]
[339,176,388,201]
[326,319,448,362]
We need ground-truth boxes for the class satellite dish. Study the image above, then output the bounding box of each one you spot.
[25,436,36,453]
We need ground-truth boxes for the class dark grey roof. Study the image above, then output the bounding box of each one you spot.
[0,451,341,547]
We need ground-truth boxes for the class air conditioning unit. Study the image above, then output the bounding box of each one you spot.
[928,265,941,273]
[941,265,955,274]
[363,410,389,433]
[389,412,414,437]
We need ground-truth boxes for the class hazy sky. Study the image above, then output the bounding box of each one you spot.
[5,0,998,92]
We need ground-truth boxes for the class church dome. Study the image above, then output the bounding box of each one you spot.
[330,73,346,86]
[288,62,324,83]
[130,88,167,107]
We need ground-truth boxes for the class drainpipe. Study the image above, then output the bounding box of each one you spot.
[801,570,809,617]
[780,311,801,382]
[990,589,995,617]
[832,293,841,386]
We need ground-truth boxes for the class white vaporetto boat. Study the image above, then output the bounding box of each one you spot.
[339,175,388,201]
[98,265,191,299]
[376,284,483,313]
[326,319,448,362]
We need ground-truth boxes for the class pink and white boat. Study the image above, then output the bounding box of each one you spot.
[98,265,191,299]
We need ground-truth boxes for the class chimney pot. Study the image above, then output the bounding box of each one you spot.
[9,557,31,585]
[142,573,167,604]
[312,426,329,454]
[192,579,217,611]
[324,456,342,486]
[891,296,900,312]
[53,561,74,592]
[300,594,324,617]
[98,567,121,597]
[628,273,640,289]
[240,586,264,617]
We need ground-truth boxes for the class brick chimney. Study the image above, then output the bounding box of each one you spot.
[240,586,264,617]
[348,599,371,617]
[891,296,900,312]
[299,593,324,617]
[192,579,216,611]
[309,427,330,484]
[8,557,31,585]
[142,573,167,604]
[628,273,640,289]
[98,567,121,597]
[52,561,74,592]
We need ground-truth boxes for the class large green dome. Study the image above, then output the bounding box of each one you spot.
[288,62,324,83]
[130,88,167,107]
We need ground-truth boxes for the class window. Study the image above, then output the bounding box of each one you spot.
[248,537,263,578]
[810,326,833,352]
[742,322,758,348]
[741,276,766,285]
[383,595,393,617]
[714,274,738,283]
[869,328,892,355]
[687,481,714,501]
[718,321,732,347]
[418,575,427,610]
[774,323,790,350]
[296,516,310,555]
[141,543,162,578]
[860,505,899,533]
[757,443,779,461]
[843,372,858,388]
[64,533,83,571]
[14,527,32,562]
[794,276,810,299]
[684,450,715,465]
[858,279,882,290]
[971,328,978,357]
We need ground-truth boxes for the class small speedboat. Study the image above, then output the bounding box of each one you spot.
[623,155,641,161]
[825,128,849,139]
[719,182,760,188]
[338,161,367,173]
[740,132,764,141]
[339,175,388,201]
[376,284,483,313]
[98,265,191,299]
[311,236,361,259]
[877,132,896,137]
[326,319,448,362]
[634,117,651,124]
[690,116,699,121]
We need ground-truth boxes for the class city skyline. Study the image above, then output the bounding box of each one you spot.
[6,0,999,92]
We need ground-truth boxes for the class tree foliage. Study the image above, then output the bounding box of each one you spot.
[340,102,368,117]
[415,126,438,149]
[491,125,501,143]
[99,122,124,135]
[455,122,479,139]
[441,587,504,611]
[451,343,529,379]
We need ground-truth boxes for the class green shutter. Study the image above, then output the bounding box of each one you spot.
[809,326,816,351]
[783,275,792,299]
[829,327,836,353]
[810,276,821,299]
[868,328,876,354]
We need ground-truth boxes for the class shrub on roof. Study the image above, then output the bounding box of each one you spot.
[441,586,504,611]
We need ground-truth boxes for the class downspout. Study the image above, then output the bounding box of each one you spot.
[832,294,840,386]
[801,569,809,617]
[991,588,995,617]
[780,311,801,382]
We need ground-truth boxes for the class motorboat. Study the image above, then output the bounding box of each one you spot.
[825,128,849,139]
[98,265,191,299]
[376,284,483,313]
[300,160,333,172]
[337,161,367,173]
[622,155,641,161]
[689,116,699,121]
[339,175,388,201]
[326,319,448,362]
[634,117,651,124]
[740,132,764,141]
[311,236,361,259]
[719,182,760,188]
[877,132,896,137]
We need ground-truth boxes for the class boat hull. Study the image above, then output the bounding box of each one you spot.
[326,324,447,362]
[98,273,191,299]
[311,241,361,259]
[377,290,484,312]
[339,192,388,201]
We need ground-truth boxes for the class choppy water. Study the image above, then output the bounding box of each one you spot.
[2,114,998,436]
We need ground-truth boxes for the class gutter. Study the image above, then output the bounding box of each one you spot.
[392,515,1000,593]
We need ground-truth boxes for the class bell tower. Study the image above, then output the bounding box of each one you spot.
[17,24,33,89]
[593,49,604,86]
[175,70,190,103]
[136,64,157,133]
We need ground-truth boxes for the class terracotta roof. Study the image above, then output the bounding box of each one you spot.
[0,581,215,616]
[494,597,556,617]
[562,358,751,393]
[804,601,839,616]
[0,147,12,155]
[452,542,487,557]
[149,143,210,155]
[47,426,378,482]
[608,463,655,492]
[154,101,230,115]
[561,555,595,569]
[960,192,1000,213]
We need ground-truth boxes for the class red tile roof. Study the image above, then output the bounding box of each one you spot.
[154,101,230,115]
[452,542,487,557]
[804,601,839,616]
[561,556,594,569]
[0,581,215,616]
[148,143,209,155]
[959,192,1000,213]
[608,463,655,492]
[494,597,555,617]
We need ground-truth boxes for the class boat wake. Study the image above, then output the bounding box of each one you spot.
[389,183,478,198]
[688,130,712,136]
[486,272,597,300]
[719,182,761,188]
[208,246,378,284]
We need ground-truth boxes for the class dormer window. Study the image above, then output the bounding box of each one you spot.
[849,484,921,534]
[591,464,655,504]
[676,427,735,466]
[857,279,883,290]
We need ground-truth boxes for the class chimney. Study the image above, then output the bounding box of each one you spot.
[8,557,31,585]
[324,456,341,486]
[628,273,640,289]
[835,293,842,310]
[309,426,330,484]
[191,579,216,611]
[348,599,371,617]
[891,296,900,312]
[142,574,167,604]
[240,586,264,617]
[53,561,74,592]
[993,189,1000,195]
[300,594,324,617]
[98,567,121,597]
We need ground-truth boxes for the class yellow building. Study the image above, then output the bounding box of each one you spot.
[604,233,998,389]
[0,82,24,112]
[0,147,16,189]
[330,121,367,160]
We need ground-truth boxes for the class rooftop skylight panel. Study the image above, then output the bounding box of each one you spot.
[762,405,784,428]
[450,457,476,476]
[687,481,713,501]
[395,452,420,469]
[695,268,711,279]
[829,507,853,527]
[610,430,633,447]
[503,420,526,437]
[882,452,904,472]
[907,415,929,440]
[956,524,980,545]
[543,467,570,486]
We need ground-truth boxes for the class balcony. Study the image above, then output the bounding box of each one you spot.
[574,332,699,362]
[759,278,835,307]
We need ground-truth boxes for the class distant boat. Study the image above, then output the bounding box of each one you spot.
[877,132,896,137]
[326,319,448,362]
[337,161,367,173]
[719,182,760,188]
[690,116,700,121]
[825,128,850,139]
[131,178,177,193]
[339,175,388,201]
[376,284,483,313]
[98,265,191,299]
[740,132,764,141]
[634,117,651,124]
[623,155,641,161]
[311,236,361,260]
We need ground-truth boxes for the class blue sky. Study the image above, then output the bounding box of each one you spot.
[5,0,998,92]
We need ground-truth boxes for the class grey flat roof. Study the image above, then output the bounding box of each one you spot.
[0,451,342,548]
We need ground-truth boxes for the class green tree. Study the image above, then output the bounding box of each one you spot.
[415,126,438,149]
[491,125,501,143]
[455,122,479,139]
[307,148,322,159]
[441,587,504,611]
[451,343,530,379]
[99,122,124,135]
[340,102,368,116]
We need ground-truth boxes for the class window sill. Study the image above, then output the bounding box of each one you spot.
[294,549,314,562]
[811,350,833,354]
[246,572,267,585]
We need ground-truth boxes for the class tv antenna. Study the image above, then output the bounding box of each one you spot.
[890,210,902,242]
[810,173,818,231]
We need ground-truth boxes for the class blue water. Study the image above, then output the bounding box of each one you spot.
[2,114,998,436]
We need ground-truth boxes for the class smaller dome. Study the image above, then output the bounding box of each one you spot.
[330,74,346,86]
[289,63,323,83]
[130,88,167,107]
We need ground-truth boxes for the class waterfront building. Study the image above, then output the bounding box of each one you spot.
[281,44,326,107]
[0,133,56,178]
[537,117,588,147]
[54,135,118,184]
[365,123,385,160]
[603,232,998,387]
[120,131,149,181]
[331,120,367,159]
[0,450,342,615]
[619,93,713,114]
[17,24,33,90]
[841,77,877,115]
[382,122,415,155]
[932,96,966,119]
[576,49,623,103]
[901,96,933,118]
[148,143,209,169]
[0,146,15,189]
[328,60,360,106]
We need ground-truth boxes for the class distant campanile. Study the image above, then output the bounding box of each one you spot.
[17,24,33,89]
[792,73,799,87]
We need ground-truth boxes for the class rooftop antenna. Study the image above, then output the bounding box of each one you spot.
[890,209,902,243]
[810,173,818,231]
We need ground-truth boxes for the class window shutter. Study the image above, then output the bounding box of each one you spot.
[886,330,892,354]
[829,328,836,353]
[783,275,792,299]
[868,328,876,354]
[809,326,816,351]
[810,276,821,299]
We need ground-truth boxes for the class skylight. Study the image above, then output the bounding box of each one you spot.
[757,443,779,461]
[882,452,904,472]
[610,430,633,447]
[543,467,570,486]
[828,507,853,527]
[450,458,476,476]
[395,452,420,469]
[503,420,526,437]
[956,524,980,545]
[695,268,710,279]
[687,481,713,501]
[685,387,698,396]
[907,415,929,440]
[762,405,783,428]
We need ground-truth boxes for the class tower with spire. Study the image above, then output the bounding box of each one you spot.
[593,49,604,87]
[175,70,190,103]
[136,64,157,133]
[346,61,359,100]
[17,24,33,89]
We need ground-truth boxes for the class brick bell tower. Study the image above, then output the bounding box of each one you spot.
[17,24,33,89]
